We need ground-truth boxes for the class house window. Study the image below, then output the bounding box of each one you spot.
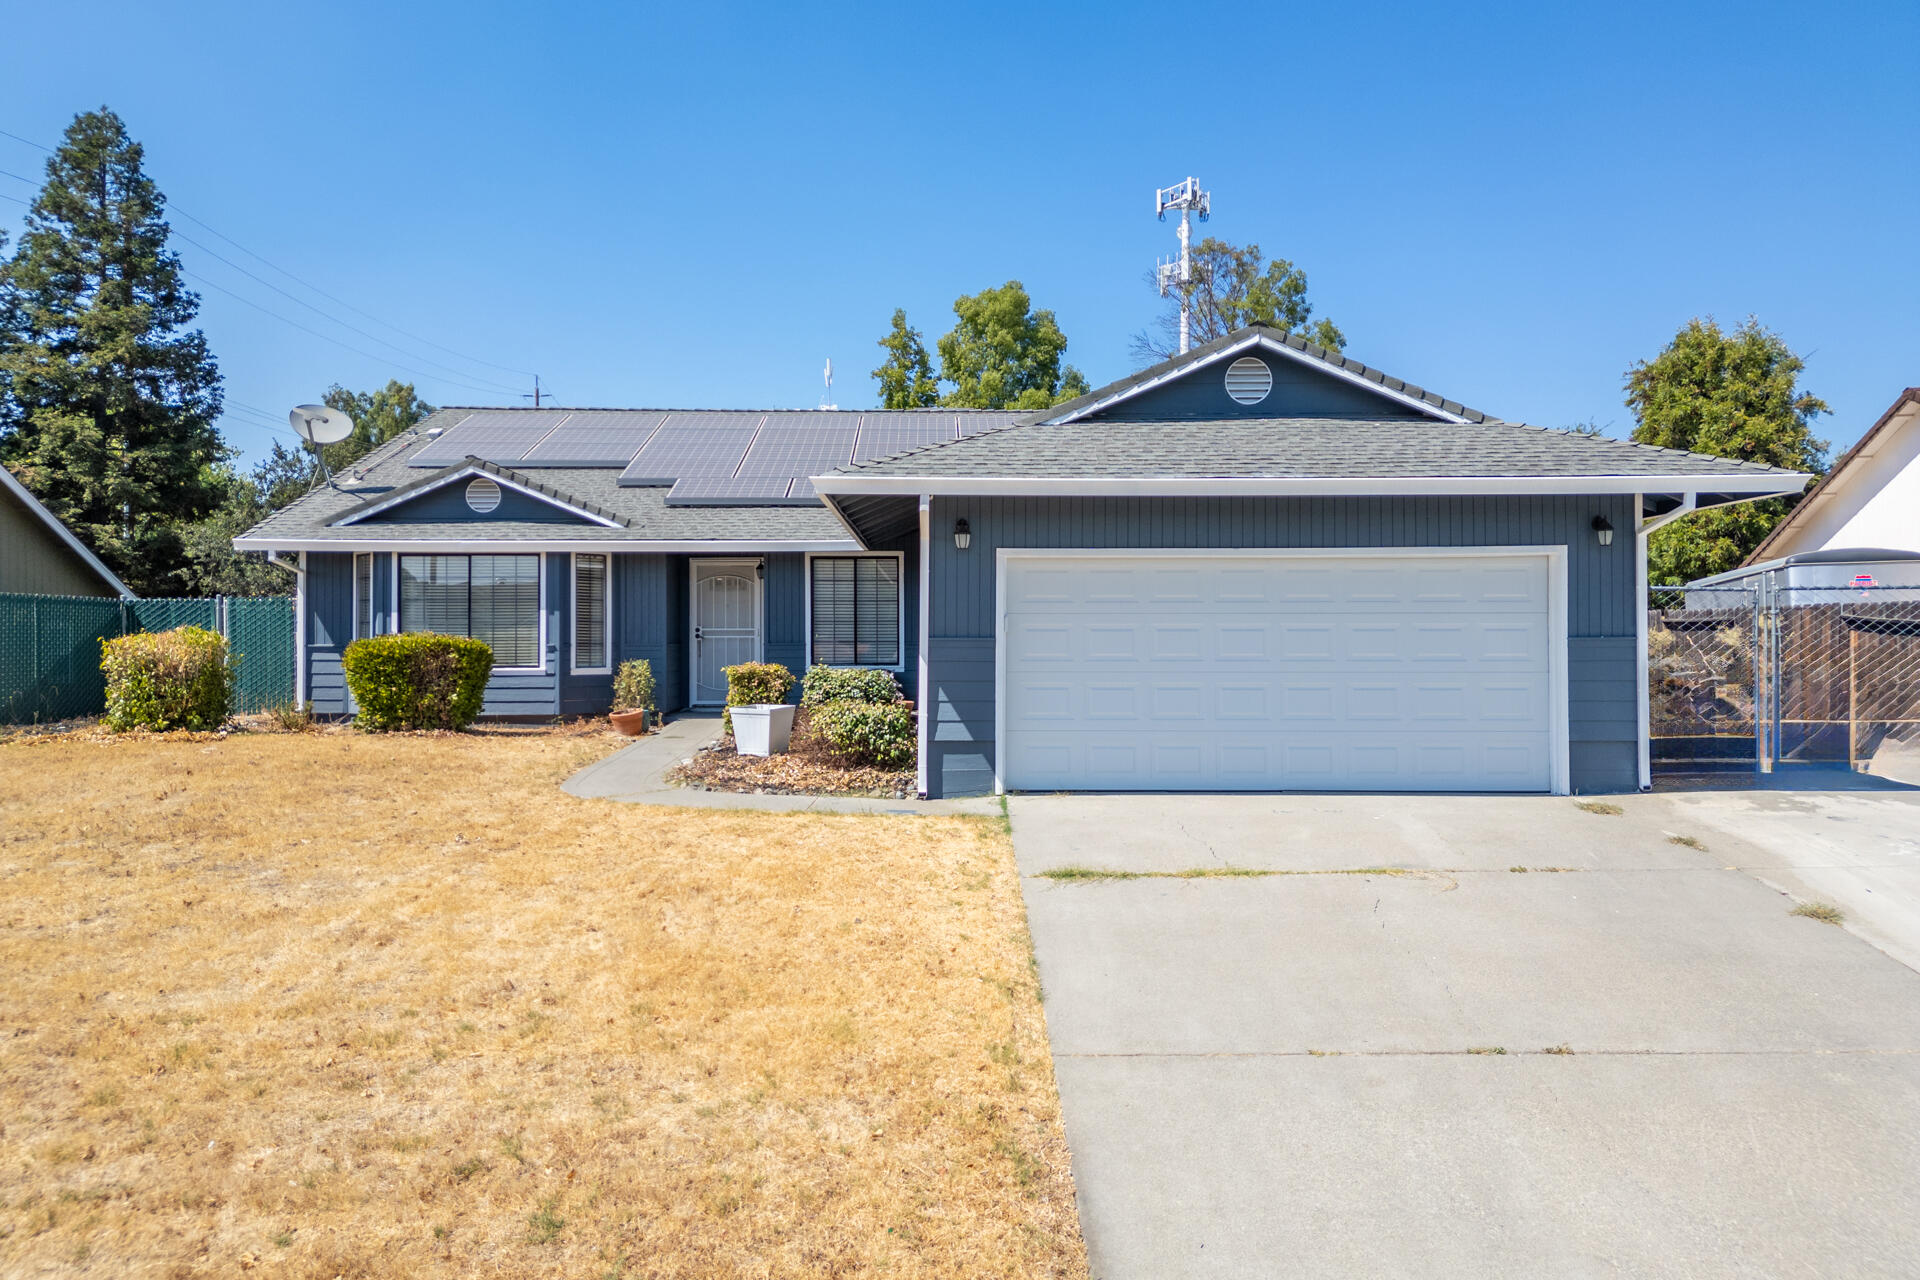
[353,553,375,641]
[573,553,609,672]
[810,555,901,668]
[398,554,541,669]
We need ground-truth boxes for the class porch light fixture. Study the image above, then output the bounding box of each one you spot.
[953,518,971,550]
[1591,515,1614,547]
[756,559,765,579]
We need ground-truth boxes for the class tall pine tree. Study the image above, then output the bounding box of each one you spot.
[0,108,225,594]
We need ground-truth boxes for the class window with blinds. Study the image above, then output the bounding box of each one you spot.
[810,556,901,667]
[354,553,374,640]
[398,554,541,669]
[573,554,608,671]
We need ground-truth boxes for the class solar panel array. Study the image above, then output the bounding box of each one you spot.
[404,408,1022,503]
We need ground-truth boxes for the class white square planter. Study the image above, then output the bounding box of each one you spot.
[732,703,796,756]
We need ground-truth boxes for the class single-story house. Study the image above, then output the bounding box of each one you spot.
[1,463,131,598]
[235,325,1809,797]
[1742,386,1920,563]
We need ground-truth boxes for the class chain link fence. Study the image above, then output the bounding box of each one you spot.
[1,592,294,724]
[1650,582,1920,780]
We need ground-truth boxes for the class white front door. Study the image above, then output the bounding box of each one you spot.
[1000,550,1563,793]
[692,561,761,704]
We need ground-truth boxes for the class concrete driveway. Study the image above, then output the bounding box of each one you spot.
[1012,790,1920,1278]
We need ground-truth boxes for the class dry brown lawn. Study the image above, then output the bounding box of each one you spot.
[0,725,1085,1278]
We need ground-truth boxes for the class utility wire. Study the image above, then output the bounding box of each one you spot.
[2,124,536,388]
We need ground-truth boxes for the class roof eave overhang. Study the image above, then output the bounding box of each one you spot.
[810,474,1812,499]
[1038,332,1476,426]
[231,536,861,554]
[329,459,628,529]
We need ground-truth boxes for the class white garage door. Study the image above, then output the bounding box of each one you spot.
[1001,551,1559,793]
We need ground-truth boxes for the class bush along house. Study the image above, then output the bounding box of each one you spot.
[235,325,1808,798]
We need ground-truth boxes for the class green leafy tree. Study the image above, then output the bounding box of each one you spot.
[1626,317,1828,583]
[1133,238,1345,364]
[321,379,433,468]
[935,281,1089,411]
[871,309,940,409]
[0,108,226,595]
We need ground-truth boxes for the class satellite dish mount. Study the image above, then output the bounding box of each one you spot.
[288,404,355,488]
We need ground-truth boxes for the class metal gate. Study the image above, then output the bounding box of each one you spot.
[1649,584,1920,777]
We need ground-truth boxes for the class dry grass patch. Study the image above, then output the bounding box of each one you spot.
[1790,900,1846,925]
[0,729,1084,1277]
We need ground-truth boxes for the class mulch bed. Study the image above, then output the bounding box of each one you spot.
[666,708,915,799]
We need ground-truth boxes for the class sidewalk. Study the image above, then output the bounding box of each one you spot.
[560,711,998,816]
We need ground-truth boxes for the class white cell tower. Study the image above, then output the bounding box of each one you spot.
[1154,176,1211,354]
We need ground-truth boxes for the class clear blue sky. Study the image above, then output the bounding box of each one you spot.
[3,0,1915,469]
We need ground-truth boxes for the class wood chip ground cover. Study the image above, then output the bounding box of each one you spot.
[668,709,916,798]
[0,727,1085,1277]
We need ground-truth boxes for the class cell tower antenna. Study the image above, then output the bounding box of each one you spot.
[1154,176,1211,354]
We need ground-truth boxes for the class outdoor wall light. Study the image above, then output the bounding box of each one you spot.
[756,559,765,579]
[1592,515,1615,547]
[953,518,971,550]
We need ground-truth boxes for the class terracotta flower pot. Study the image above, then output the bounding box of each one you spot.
[609,708,649,737]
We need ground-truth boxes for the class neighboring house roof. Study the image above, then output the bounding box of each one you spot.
[233,428,856,551]
[816,416,1812,495]
[1033,325,1496,426]
[0,463,132,597]
[1742,387,1920,565]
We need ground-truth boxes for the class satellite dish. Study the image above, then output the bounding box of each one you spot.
[289,404,354,445]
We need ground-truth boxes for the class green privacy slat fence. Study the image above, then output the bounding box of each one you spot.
[0,592,294,724]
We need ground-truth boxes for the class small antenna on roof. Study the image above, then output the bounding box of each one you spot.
[819,357,837,410]
[1154,176,1210,355]
[288,404,354,488]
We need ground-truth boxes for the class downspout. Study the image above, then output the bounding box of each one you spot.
[1635,494,1696,791]
[267,549,307,708]
[917,495,932,801]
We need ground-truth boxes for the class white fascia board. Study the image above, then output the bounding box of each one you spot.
[810,474,1811,499]
[232,537,861,553]
[330,463,624,529]
[0,464,134,597]
[1041,333,1473,426]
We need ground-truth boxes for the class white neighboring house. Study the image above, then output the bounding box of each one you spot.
[1742,387,1920,570]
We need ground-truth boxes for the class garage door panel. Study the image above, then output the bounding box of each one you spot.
[1002,552,1557,793]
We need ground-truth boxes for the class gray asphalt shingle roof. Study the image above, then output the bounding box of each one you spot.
[828,417,1810,481]
[235,428,853,546]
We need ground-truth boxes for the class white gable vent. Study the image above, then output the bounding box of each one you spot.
[1224,356,1273,405]
[465,476,502,514]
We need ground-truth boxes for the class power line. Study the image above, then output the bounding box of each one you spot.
[0,128,51,153]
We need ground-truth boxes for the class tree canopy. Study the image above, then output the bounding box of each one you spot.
[322,379,434,468]
[871,309,939,409]
[0,107,226,595]
[1132,238,1345,365]
[1627,317,1828,584]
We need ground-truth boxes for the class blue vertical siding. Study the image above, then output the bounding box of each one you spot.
[763,553,806,694]
[612,553,690,713]
[922,494,1642,798]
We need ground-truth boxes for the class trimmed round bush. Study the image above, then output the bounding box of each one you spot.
[722,661,795,734]
[809,698,915,769]
[801,664,901,707]
[342,633,494,731]
[101,625,234,732]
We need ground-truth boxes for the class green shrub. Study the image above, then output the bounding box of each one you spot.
[801,664,902,707]
[721,661,794,734]
[342,633,494,731]
[612,659,656,712]
[809,698,916,769]
[100,626,234,732]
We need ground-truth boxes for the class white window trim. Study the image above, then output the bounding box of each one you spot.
[688,558,766,706]
[803,550,908,673]
[393,551,548,675]
[991,545,1572,799]
[351,552,375,643]
[571,552,613,675]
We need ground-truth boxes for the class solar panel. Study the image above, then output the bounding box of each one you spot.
[618,417,763,486]
[955,411,1021,438]
[665,475,815,505]
[407,411,568,467]
[519,411,666,465]
[853,414,957,462]
[736,418,858,477]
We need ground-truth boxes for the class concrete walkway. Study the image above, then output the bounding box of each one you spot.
[561,711,997,816]
[1012,790,1920,1278]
